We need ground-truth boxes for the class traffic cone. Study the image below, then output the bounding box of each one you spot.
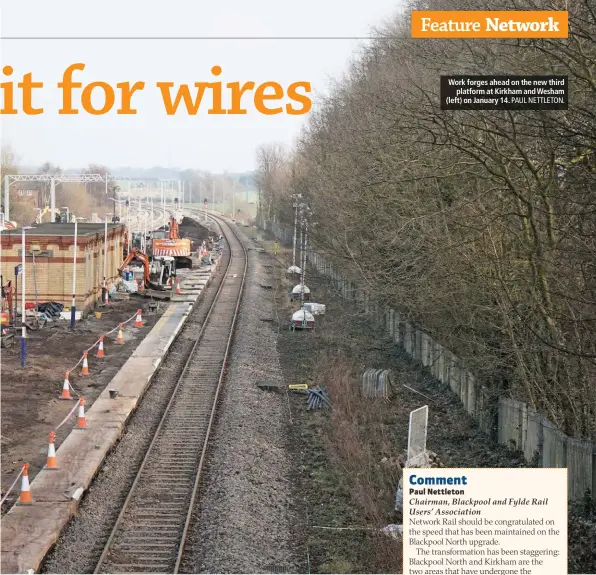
[59,372,72,400]
[97,335,105,358]
[17,464,32,505]
[116,324,124,344]
[135,309,143,328]
[138,281,145,293]
[104,287,109,305]
[175,278,182,295]
[81,352,90,376]
[76,397,87,429]
[45,432,58,470]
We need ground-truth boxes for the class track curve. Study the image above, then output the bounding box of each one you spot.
[93,213,247,574]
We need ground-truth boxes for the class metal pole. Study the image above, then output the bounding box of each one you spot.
[102,217,108,304]
[299,207,304,295]
[232,180,235,218]
[32,251,39,312]
[161,182,165,227]
[127,182,132,252]
[71,220,78,330]
[151,198,154,232]
[50,178,56,222]
[212,180,215,211]
[20,227,27,367]
[292,199,298,267]
[4,175,9,221]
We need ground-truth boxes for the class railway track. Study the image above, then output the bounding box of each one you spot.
[93,213,247,574]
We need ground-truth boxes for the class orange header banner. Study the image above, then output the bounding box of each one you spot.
[411,11,568,38]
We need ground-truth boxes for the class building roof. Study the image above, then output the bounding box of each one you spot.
[1,222,124,237]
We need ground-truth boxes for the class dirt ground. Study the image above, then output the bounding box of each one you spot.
[252,228,596,575]
[0,296,163,513]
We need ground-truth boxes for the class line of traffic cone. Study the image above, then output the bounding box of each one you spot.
[97,335,105,358]
[59,372,73,400]
[76,397,87,429]
[81,352,90,376]
[116,324,124,344]
[17,464,32,505]
[135,309,143,328]
[45,432,58,470]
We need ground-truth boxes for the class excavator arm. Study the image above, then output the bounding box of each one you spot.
[118,248,151,283]
[168,216,180,240]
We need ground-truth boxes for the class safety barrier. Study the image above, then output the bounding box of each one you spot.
[362,368,392,399]
[0,309,144,507]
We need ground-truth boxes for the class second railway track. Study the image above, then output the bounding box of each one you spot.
[93,214,247,574]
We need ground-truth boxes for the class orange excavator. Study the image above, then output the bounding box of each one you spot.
[118,248,175,292]
[150,215,193,269]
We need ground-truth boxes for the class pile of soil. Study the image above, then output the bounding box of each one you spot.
[179,217,212,247]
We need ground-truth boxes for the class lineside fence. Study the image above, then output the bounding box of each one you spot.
[258,218,596,501]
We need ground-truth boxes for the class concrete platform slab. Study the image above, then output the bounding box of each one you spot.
[1,502,76,574]
[115,357,160,397]
[20,425,122,503]
[85,395,138,426]
[170,294,197,302]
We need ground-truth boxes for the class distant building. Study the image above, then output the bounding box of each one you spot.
[1,223,126,313]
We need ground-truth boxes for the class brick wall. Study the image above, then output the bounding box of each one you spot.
[1,226,125,313]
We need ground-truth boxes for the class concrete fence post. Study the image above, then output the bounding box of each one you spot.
[467,374,476,417]
[434,342,441,379]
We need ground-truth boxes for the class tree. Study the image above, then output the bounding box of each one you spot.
[256,0,596,440]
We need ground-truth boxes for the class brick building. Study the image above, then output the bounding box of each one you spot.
[1,223,126,314]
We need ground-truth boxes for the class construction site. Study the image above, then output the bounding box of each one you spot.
[1,1,596,573]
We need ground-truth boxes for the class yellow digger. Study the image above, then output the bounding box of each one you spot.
[36,205,61,224]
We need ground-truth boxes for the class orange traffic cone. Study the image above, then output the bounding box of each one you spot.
[17,464,32,505]
[81,352,90,376]
[135,309,143,328]
[175,278,182,295]
[97,335,105,358]
[116,324,124,344]
[76,397,87,429]
[59,372,72,400]
[45,432,58,470]
[139,281,145,293]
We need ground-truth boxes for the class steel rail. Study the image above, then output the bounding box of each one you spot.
[93,212,247,574]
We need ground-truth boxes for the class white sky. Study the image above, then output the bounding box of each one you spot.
[1,0,401,172]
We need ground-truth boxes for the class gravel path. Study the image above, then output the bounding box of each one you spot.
[180,229,301,574]
[41,233,229,574]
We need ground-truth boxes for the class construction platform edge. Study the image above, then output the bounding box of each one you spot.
[0,259,221,575]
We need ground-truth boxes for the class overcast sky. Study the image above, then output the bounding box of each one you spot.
[1,0,401,172]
